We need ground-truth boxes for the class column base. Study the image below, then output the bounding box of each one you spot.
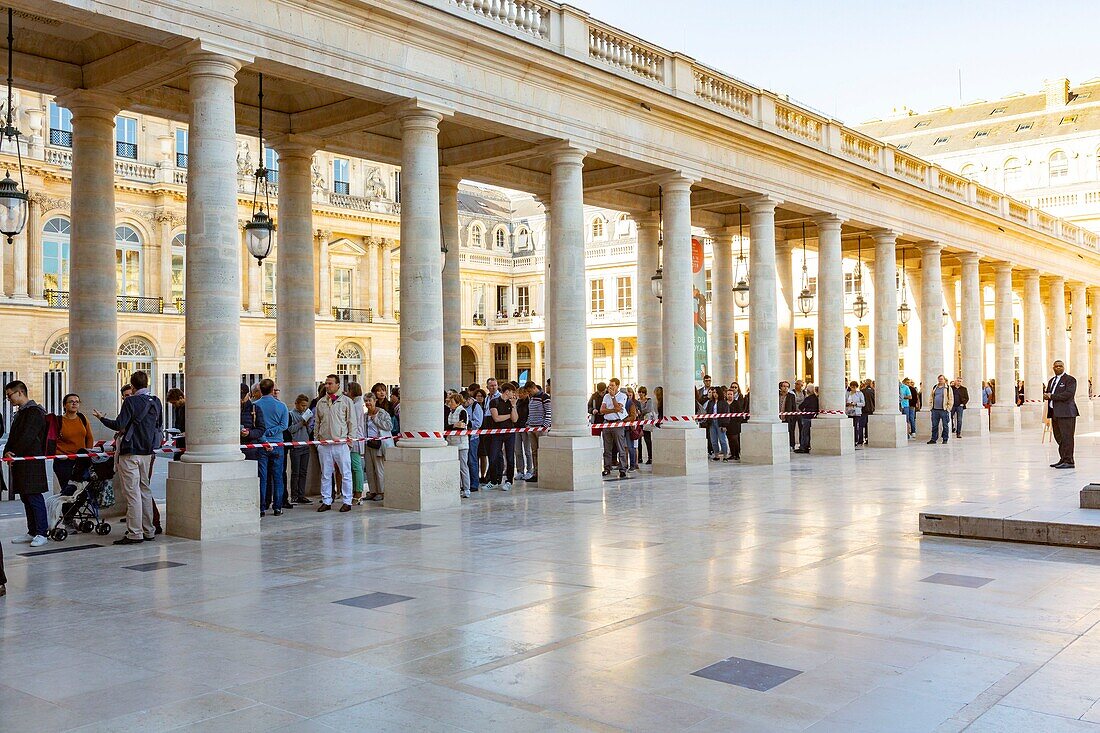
[867,413,907,448]
[384,444,462,511]
[1020,403,1044,429]
[740,422,791,466]
[166,460,260,541]
[536,434,602,491]
[810,417,853,456]
[652,428,708,476]
[989,405,1021,432]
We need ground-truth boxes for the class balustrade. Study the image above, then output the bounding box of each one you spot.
[841,132,880,164]
[332,306,373,323]
[693,68,752,116]
[588,25,665,82]
[775,103,823,143]
[449,0,551,39]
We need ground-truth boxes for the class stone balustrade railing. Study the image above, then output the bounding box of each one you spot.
[115,160,158,181]
[418,0,1096,258]
[44,147,72,168]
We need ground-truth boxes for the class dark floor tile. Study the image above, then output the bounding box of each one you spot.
[569,499,603,504]
[692,656,802,692]
[123,560,187,571]
[18,543,102,557]
[920,572,994,588]
[334,592,415,609]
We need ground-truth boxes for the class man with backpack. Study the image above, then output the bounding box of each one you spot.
[93,371,163,545]
[4,380,50,547]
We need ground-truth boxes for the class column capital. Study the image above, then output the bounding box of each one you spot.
[655,172,697,192]
[1068,279,1088,292]
[811,213,844,231]
[956,252,981,267]
[1088,284,1100,297]
[316,228,332,242]
[53,89,123,119]
[705,226,736,242]
[268,135,320,159]
[396,106,444,131]
[630,210,660,228]
[438,172,462,190]
[992,261,1013,277]
[546,145,587,168]
[867,228,898,244]
[742,194,782,214]
[916,240,943,255]
[774,236,793,253]
[1022,269,1041,283]
[363,236,379,250]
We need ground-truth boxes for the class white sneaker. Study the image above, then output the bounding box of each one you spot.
[481,482,496,491]
[30,535,48,547]
[501,481,512,492]
[11,534,33,544]
[462,489,471,498]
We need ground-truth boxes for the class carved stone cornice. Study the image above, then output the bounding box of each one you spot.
[29,191,69,213]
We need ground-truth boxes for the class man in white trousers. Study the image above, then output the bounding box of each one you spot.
[313,374,356,512]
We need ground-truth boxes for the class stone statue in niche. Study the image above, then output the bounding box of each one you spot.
[311,155,326,192]
[236,141,252,175]
[364,166,387,199]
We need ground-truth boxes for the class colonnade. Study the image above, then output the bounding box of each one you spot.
[51,50,1100,540]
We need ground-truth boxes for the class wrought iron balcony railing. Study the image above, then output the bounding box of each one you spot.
[115,141,137,159]
[332,307,373,323]
[49,128,72,147]
[44,290,164,314]
[262,302,277,318]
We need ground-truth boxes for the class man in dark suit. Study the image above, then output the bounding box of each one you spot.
[1045,360,1079,469]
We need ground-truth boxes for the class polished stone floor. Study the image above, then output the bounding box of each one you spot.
[4,427,1100,732]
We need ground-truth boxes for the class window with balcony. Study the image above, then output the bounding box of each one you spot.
[115,116,138,159]
[264,147,279,184]
[49,102,72,147]
[332,158,350,194]
[1049,150,1069,180]
[616,276,632,311]
[496,285,509,316]
[517,285,530,313]
[43,217,71,291]
[333,267,353,308]
[590,279,605,314]
[175,128,188,168]
[171,233,185,303]
[115,225,142,296]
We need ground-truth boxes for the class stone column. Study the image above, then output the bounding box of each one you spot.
[634,211,663,390]
[533,339,543,383]
[364,237,379,316]
[1070,281,1089,416]
[775,235,795,380]
[652,174,708,474]
[26,197,43,300]
[918,243,945,431]
[539,148,601,489]
[867,229,907,447]
[381,240,396,320]
[1090,286,1100,408]
[958,254,988,437]
[10,218,28,299]
[156,212,175,308]
[848,326,860,381]
[62,91,121,438]
[708,228,736,385]
[1021,270,1045,427]
[274,140,316,404]
[740,196,789,464]
[1048,276,1067,363]
[810,214,851,454]
[990,263,1020,431]
[384,108,459,511]
[316,229,331,317]
[167,50,258,540]
[441,174,462,389]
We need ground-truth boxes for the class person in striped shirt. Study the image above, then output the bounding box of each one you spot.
[524,381,551,483]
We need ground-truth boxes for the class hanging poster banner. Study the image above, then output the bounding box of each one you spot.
[692,236,708,386]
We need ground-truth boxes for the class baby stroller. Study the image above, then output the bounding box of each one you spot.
[47,450,115,541]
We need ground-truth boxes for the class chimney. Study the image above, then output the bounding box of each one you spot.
[1044,78,1070,108]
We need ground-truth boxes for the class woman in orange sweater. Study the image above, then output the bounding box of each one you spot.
[51,393,94,488]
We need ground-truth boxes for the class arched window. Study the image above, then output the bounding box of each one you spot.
[115,225,143,296]
[117,337,155,390]
[43,217,71,291]
[515,227,532,250]
[494,228,507,249]
[171,232,185,305]
[48,333,69,372]
[591,217,605,240]
[1049,150,1069,180]
[517,344,532,361]
[266,340,277,379]
[1003,157,1022,189]
[960,163,977,180]
[336,342,364,380]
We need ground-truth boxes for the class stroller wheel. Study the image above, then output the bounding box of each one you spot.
[52,528,68,541]
[80,520,95,533]
[95,522,111,536]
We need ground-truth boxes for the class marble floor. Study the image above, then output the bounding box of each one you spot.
[3,427,1100,732]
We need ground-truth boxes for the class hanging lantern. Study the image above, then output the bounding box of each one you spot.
[650,265,663,302]
[245,73,275,264]
[0,9,28,244]
[797,222,814,315]
[853,292,868,320]
[651,187,664,303]
[853,234,867,320]
[732,204,750,309]
[898,247,911,324]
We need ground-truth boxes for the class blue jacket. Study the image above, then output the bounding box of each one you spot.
[99,389,163,456]
[255,394,290,443]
